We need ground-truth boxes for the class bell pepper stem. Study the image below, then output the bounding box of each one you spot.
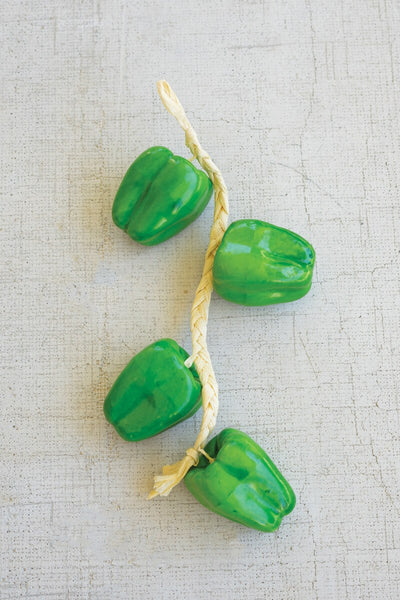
[148,81,229,498]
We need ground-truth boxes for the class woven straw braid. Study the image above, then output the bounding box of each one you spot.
[148,80,229,498]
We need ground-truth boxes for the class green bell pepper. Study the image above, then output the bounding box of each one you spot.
[184,428,296,532]
[213,219,315,306]
[112,146,213,245]
[104,339,202,441]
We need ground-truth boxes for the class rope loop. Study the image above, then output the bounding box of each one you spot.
[185,448,200,465]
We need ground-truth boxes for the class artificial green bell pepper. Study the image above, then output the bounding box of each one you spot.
[213,219,315,306]
[184,428,296,532]
[104,339,201,441]
[112,146,213,245]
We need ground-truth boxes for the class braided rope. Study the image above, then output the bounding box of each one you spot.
[148,80,229,498]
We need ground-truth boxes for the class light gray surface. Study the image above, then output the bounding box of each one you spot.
[1,1,400,599]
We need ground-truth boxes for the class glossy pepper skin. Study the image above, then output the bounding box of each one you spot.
[213,219,315,306]
[112,146,213,245]
[184,428,296,532]
[104,339,202,441]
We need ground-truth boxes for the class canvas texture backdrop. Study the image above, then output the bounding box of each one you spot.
[1,1,399,598]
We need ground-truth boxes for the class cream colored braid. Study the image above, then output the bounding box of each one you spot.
[148,80,229,498]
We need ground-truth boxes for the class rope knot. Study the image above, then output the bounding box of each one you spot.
[185,447,200,465]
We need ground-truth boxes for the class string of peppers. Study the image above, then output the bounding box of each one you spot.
[104,81,315,531]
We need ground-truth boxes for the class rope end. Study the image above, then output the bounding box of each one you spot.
[184,353,197,369]
[147,449,199,499]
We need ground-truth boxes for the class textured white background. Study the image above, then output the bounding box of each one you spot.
[1,1,400,598]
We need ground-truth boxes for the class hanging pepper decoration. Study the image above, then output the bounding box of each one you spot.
[104,80,315,532]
